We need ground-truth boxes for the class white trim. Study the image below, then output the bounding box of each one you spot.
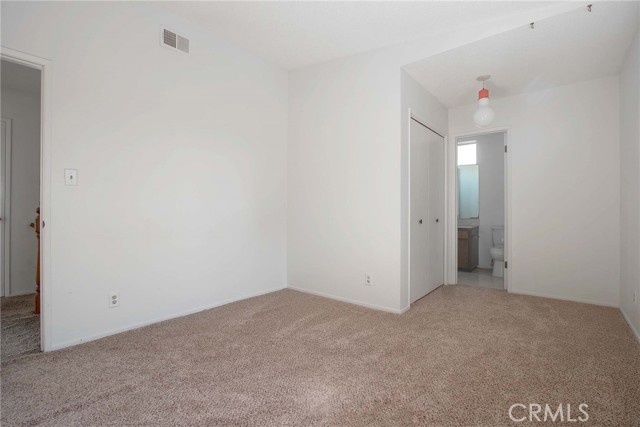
[620,307,640,345]
[288,285,406,314]
[51,286,287,351]
[407,110,413,307]
[1,46,53,352]
[510,290,619,308]
[407,108,448,308]
[445,126,457,285]
[504,131,512,292]
[1,118,12,297]
[443,133,451,287]
[449,128,510,291]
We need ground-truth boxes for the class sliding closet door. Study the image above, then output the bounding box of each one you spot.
[410,118,444,303]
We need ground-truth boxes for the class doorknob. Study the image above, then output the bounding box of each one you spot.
[435,218,439,223]
[419,219,423,224]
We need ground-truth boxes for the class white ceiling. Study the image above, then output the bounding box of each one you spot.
[404,1,639,108]
[1,60,41,95]
[161,1,562,69]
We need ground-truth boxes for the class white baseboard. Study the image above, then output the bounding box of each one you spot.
[49,286,287,351]
[287,285,405,314]
[509,290,619,308]
[620,307,640,345]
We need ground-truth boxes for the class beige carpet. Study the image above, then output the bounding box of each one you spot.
[1,286,639,426]
[1,294,40,362]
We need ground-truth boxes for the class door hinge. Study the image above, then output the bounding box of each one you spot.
[504,261,508,268]
[504,146,508,153]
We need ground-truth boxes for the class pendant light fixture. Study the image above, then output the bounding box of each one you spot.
[473,75,495,128]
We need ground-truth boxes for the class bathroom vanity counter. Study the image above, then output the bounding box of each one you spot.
[458,226,479,272]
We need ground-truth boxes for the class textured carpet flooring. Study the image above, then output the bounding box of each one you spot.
[1,294,40,362]
[1,286,639,426]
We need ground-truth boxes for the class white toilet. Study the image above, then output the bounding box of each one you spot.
[489,226,505,277]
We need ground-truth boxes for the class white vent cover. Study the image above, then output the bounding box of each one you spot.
[161,28,189,53]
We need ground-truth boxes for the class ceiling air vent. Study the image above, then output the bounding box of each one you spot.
[161,28,189,54]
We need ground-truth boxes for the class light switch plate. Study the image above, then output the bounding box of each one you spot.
[64,169,78,186]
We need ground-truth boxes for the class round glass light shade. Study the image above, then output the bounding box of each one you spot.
[473,98,495,127]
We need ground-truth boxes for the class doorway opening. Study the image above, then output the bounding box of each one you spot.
[1,57,44,360]
[455,130,507,290]
[408,114,445,304]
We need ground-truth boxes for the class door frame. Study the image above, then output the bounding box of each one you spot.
[448,127,511,292]
[407,109,447,308]
[1,118,13,297]
[1,46,53,351]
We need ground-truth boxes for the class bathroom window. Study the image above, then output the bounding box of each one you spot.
[457,142,479,218]
[457,142,477,166]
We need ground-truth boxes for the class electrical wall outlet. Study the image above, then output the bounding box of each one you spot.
[365,274,372,286]
[109,292,120,308]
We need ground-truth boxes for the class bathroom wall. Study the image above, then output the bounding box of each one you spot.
[477,133,505,268]
[450,76,620,307]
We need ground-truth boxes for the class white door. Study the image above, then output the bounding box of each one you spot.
[427,129,445,290]
[410,119,429,303]
[410,118,445,303]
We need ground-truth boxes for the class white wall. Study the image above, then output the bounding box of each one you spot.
[450,77,621,307]
[287,5,578,313]
[619,22,640,339]
[1,2,288,349]
[0,1,589,347]
[0,84,41,296]
[287,50,403,312]
[287,59,449,314]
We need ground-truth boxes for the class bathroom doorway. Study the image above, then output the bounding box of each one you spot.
[455,131,507,290]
